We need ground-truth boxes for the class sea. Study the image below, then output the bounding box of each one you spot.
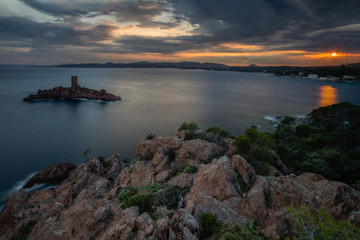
[1,67,360,208]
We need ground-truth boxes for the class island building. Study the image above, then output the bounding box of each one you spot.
[71,76,79,91]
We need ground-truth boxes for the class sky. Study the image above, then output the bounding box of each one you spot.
[0,0,360,66]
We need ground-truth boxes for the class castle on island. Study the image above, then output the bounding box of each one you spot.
[71,76,79,91]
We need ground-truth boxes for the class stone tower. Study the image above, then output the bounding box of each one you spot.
[71,76,78,90]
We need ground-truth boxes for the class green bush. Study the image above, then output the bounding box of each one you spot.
[281,116,296,125]
[138,183,164,193]
[10,220,37,240]
[121,194,154,214]
[201,212,221,238]
[83,148,91,157]
[97,156,108,168]
[9,234,27,240]
[254,161,271,176]
[286,206,360,240]
[178,121,200,133]
[147,133,155,140]
[206,127,233,138]
[122,158,131,163]
[183,166,198,174]
[214,221,263,240]
[118,187,138,203]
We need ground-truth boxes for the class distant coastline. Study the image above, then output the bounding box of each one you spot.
[53,61,360,83]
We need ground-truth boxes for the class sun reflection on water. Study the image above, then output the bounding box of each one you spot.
[318,85,338,107]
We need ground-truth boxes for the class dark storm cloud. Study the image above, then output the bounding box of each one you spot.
[168,0,360,52]
[20,0,172,26]
[0,16,116,47]
[114,35,214,53]
[20,0,91,18]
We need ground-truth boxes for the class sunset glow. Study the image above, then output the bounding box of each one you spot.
[318,86,338,107]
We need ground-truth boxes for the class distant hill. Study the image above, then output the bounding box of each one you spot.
[55,61,229,69]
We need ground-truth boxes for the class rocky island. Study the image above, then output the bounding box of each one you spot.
[23,76,121,102]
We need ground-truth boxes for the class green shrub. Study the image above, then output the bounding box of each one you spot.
[214,220,263,240]
[254,162,270,176]
[200,212,221,238]
[121,194,154,214]
[170,166,184,177]
[183,166,198,174]
[206,127,233,138]
[97,156,108,168]
[122,158,131,163]
[207,152,220,163]
[9,234,27,240]
[141,151,154,161]
[286,206,360,240]
[118,187,138,203]
[147,133,155,140]
[178,121,199,133]
[83,148,91,157]
[281,116,296,125]
[139,183,164,193]
[10,220,38,240]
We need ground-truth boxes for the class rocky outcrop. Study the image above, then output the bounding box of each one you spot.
[23,163,76,189]
[1,132,359,240]
[23,85,121,102]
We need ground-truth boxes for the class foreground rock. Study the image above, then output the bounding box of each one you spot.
[1,131,359,239]
[22,163,76,189]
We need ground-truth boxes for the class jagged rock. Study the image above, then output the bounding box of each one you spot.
[23,163,76,189]
[155,218,170,240]
[136,135,183,159]
[155,170,171,183]
[103,154,122,180]
[231,155,256,186]
[135,212,155,239]
[185,156,244,224]
[239,172,360,238]
[171,209,200,239]
[270,151,291,175]
[225,139,238,158]
[167,173,195,188]
[100,207,139,240]
[153,149,170,173]
[177,139,223,166]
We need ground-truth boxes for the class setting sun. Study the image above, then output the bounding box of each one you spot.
[332,52,337,56]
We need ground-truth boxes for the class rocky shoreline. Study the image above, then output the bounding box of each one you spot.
[0,129,359,239]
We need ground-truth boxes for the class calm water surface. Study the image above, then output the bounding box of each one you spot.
[1,67,360,205]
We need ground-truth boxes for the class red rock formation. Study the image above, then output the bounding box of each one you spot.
[22,163,76,189]
[1,132,359,240]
